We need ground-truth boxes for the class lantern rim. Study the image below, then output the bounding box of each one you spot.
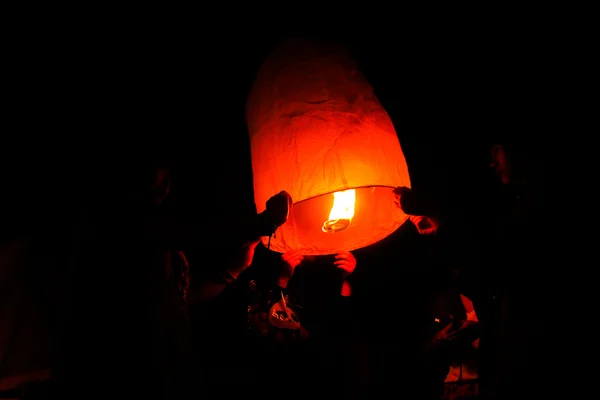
[263,215,408,256]
[291,184,398,206]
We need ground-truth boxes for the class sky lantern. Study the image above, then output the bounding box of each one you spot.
[246,38,411,255]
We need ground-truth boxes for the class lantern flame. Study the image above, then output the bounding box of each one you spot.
[322,189,356,233]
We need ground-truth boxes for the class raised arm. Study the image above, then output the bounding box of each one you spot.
[186,191,292,304]
[334,251,356,296]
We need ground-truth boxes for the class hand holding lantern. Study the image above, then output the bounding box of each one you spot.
[392,186,412,209]
[279,250,304,288]
[259,191,292,237]
[392,186,439,235]
[265,191,292,227]
[334,251,356,275]
[282,250,304,271]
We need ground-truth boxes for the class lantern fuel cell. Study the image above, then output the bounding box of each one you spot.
[246,38,411,255]
[322,218,351,234]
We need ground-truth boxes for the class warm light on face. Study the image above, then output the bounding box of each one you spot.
[322,189,356,233]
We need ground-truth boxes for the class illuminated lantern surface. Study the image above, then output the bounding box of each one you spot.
[246,38,411,255]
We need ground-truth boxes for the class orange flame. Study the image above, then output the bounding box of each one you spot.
[322,189,356,233]
[328,189,356,220]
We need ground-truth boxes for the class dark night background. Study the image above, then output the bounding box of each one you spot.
[3,23,550,244]
[0,18,556,398]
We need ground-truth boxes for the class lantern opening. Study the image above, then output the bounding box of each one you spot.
[281,186,405,255]
[322,189,355,234]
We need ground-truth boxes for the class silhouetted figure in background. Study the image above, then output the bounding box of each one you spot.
[54,158,192,399]
[482,137,545,399]
[186,191,294,390]
[393,186,481,398]
[0,163,70,400]
[344,218,433,397]
[276,249,357,390]
[55,156,291,399]
[393,135,545,398]
[0,232,52,399]
[277,249,356,337]
[191,242,357,395]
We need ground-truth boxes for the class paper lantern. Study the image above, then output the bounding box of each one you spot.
[246,38,411,255]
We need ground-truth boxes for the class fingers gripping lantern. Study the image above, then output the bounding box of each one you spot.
[246,38,411,255]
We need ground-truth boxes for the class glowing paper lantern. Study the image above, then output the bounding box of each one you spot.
[246,38,411,255]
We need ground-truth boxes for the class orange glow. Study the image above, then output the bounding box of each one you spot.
[461,294,479,322]
[323,189,356,233]
[247,38,411,255]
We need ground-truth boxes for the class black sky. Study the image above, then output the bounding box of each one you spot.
[3,26,548,235]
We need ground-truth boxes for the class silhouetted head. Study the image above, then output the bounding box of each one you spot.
[150,161,171,207]
[489,137,540,187]
[123,157,172,209]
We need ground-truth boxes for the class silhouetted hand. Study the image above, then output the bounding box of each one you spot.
[281,250,303,272]
[392,186,412,209]
[393,187,439,234]
[265,190,292,228]
[334,251,356,275]
[430,320,480,352]
[408,215,439,236]
[279,250,303,287]
[433,322,454,343]
[446,319,479,341]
